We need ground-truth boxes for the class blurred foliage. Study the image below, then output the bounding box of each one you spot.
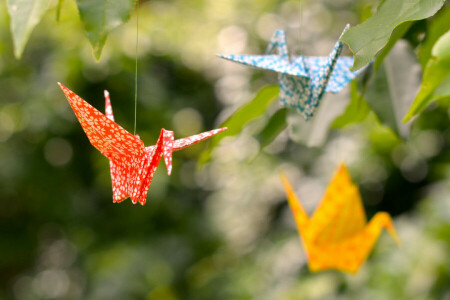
[340,0,444,71]
[364,40,419,137]
[6,0,51,58]
[404,30,450,121]
[417,5,450,67]
[0,0,449,299]
[76,0,136,60]
[6,0,136,59]
[199,85,278,164]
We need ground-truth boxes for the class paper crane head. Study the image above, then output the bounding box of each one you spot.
[280,164,400,273]
[218,25,368,120]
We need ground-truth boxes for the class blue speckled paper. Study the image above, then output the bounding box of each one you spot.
[218,25,367,120]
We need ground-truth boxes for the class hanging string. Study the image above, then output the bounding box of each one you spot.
[134,0,139,135]
[298,0,303,54]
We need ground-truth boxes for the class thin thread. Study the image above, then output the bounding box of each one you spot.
[298,0,302,54]
[134,0,139,135]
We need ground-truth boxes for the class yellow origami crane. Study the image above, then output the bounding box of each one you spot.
[280,164,400,273]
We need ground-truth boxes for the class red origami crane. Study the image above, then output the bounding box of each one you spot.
[58,83,226,205]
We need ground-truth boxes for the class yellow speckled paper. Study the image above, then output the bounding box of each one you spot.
[280,164,400,273]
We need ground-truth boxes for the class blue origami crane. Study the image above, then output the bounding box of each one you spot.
[218,25,367,120]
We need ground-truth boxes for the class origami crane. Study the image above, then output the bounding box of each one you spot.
[58,83,226,205]
[280,164,400,273]
[218,25,367,120]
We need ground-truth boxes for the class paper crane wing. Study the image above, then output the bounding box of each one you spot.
[218,54,308,77]
[104,90,127,202]
[218,29,308,77]
[172,128,227,150]
[136,128,227,204]
[59,83,145,161]
[309,164,367,243]
[303,57,362,93]
[143,127,228,168]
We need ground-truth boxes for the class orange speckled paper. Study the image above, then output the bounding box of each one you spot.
[280,164,400,273]
[58,83,226,205]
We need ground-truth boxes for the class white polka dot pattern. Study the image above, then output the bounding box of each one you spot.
[218,25,370,121]
[59,83,227,206]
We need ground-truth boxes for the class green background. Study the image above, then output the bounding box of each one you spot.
[0,0,449,299]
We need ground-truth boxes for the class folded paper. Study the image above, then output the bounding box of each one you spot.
[218,25,367,120]
[59,83,226,205]
[280,164,400,273]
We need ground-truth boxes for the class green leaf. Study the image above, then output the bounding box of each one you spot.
[341,0,444,71]
[256,108,287,149]
[6,0,51,59]
[418,5,450,68]
[56,0,63,21]
[432,75,450,101]
[365,40,420,137]
[374,21,412,70]
[76,0,136,60]
[366,113,401,150]
[332,81,371,128]
[404,30,450,122]
[198,85,279,164]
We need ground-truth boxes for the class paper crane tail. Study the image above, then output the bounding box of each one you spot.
[103,89,128,203]
[58,83,145,160]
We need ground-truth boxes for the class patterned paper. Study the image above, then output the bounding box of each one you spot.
[59,83,226,205]
[280,164,400,273]
[218,25,367,120]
